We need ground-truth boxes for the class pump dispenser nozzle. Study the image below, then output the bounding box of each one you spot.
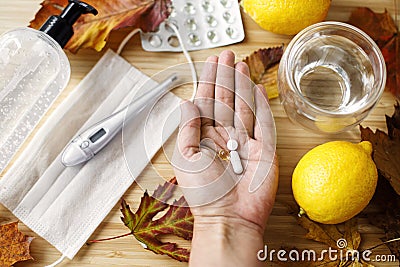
[39,0,98,48]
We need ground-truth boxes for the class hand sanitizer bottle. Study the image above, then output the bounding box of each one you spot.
[0,0,97,172]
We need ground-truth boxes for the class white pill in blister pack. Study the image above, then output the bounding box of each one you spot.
[140,0,245,52]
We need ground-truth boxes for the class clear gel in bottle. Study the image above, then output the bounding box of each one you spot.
[0,0,98,172]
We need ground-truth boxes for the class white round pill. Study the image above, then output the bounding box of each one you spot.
[227,139,238,151]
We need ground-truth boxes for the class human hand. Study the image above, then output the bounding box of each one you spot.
[172,50,279,266]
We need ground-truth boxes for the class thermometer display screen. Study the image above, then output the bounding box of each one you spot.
[89,128,106,143]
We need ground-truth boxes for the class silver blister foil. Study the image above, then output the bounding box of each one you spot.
[140,0,245,52]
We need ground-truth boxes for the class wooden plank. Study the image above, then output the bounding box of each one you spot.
[0,0,399,266]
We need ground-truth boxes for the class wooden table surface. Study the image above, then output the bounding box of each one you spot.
[0,0,399,266]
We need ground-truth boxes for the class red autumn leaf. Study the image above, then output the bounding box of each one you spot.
[348,8,397,47]
[29,0,171,53]
[121,177,194,262]
[348,7,399,99]
[0,221,34,266]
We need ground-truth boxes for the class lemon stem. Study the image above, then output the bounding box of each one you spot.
[298,208,306,217]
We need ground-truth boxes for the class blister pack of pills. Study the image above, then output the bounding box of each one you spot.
[140,0,245,52]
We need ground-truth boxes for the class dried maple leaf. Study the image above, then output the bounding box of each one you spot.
[0,221,34,266]
[298,217,373,266]
[364,177,400,260]
[348,8,397,47]
[30,0,171,53]
[121,177,193,262]
[360,102,400,194]
[297,216,360,251]
[348,7,400,99]
[386,101,400,139]
[360,102,400,258]
[242,46,284,99]
[286,202,374,266]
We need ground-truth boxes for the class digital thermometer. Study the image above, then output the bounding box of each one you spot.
[61,74,178,167]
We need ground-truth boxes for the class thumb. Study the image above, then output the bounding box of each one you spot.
[177,100,201,157]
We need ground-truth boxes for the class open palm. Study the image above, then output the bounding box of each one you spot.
[173,51,278,232]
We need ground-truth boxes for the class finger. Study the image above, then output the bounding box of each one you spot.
[194,55,218,127]
[215,50,235,127]
[254,85,275,142]
[178,100,201,157]
[234,62,254,137]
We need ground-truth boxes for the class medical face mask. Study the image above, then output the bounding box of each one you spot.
[0,49,181,262]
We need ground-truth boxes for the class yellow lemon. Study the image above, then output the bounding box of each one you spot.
[292,141,377,224]
[241,0,332,35]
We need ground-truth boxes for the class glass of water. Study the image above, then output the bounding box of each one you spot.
[278,21,386,134]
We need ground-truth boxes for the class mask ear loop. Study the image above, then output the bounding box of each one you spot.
[117,25,198,102]
[45,254,67,267]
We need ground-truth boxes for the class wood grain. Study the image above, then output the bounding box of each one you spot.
[0,0,399,266]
